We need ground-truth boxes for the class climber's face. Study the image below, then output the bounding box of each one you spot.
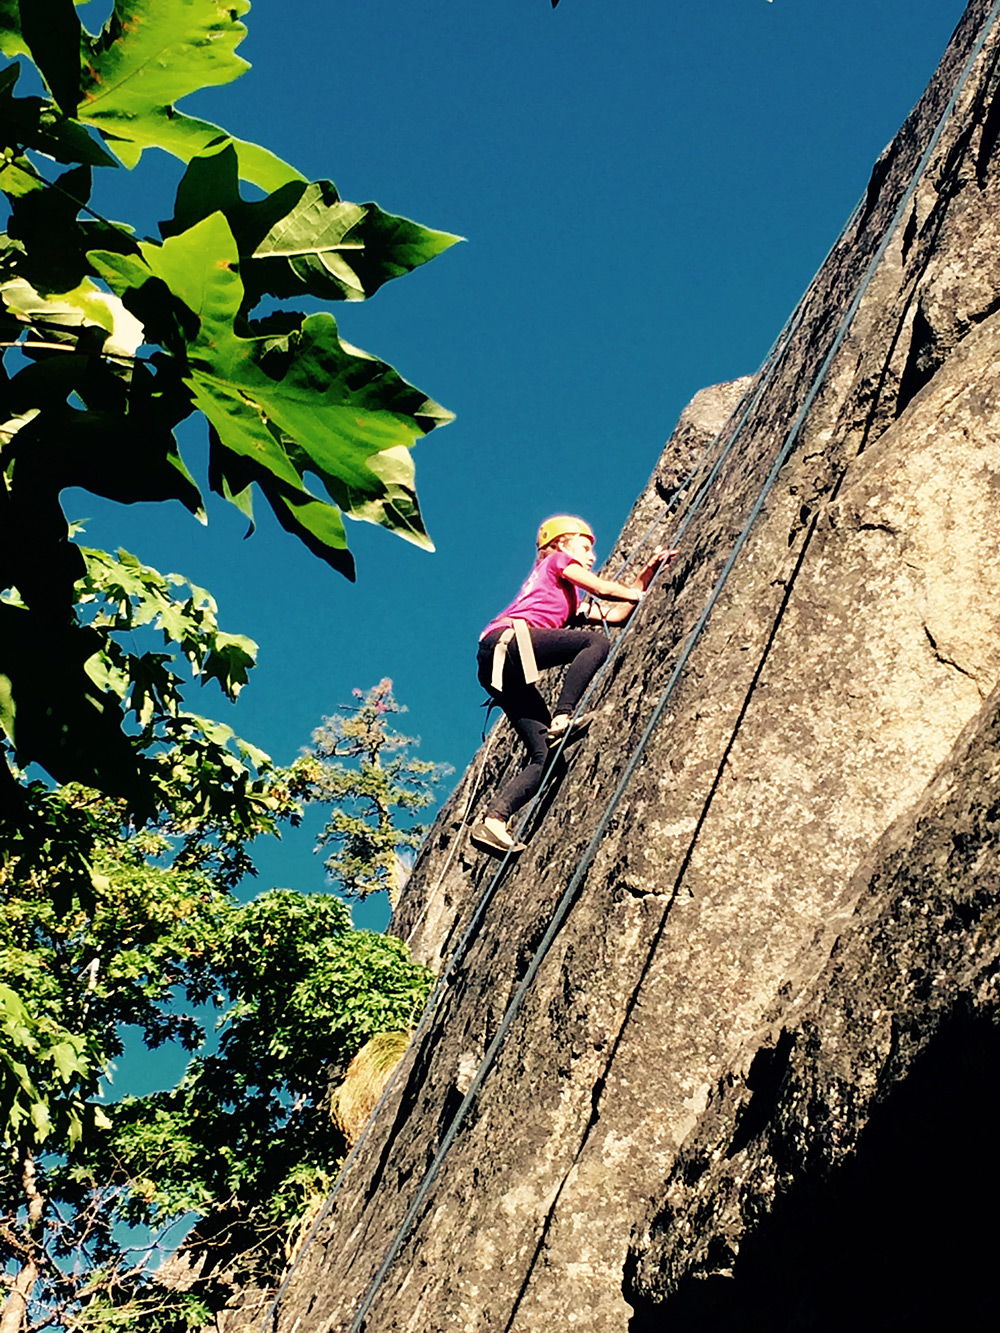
[563,532,595,569]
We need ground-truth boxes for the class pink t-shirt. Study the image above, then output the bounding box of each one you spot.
[480,550,583,639]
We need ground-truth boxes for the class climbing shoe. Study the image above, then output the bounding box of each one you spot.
[469,820,527,858]
[547,711,595,747]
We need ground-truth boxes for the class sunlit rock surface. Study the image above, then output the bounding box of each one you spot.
[269,3,1000,1329]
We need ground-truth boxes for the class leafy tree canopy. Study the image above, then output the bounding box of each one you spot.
[1,697,435,1333]
[1,9,454,1325]
[0,0,460,810]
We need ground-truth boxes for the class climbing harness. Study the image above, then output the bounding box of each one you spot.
[259,7,1000,1327]
[488,619,539,691]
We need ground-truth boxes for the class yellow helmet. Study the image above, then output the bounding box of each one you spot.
[536,514,594,550]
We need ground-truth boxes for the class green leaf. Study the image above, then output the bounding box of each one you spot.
[0,1,28,58]
[2,357,204,521]
[0,272,143,352]
[163,146,462,308]
[49,1038,87,1083]
[86,248,196,355]
[64,1104,84,1146]
[20,0,83,117]
[103,114,301,191]
[352,444,433,550]
[76,0,302,189]
[207,426,255,531]
[0,983,33,1037]
[258,481,353,579]
[30,1098,53,1138]
[0,671,15,736]
[163,142,299,243]
[81,0,252,117]
[0,152,41,199]
[201,630,257,699]
[92,213,450,571]
[251,185,462,304]
[233,735,270,769]
[4,163,99,294]
[0,64,118,166]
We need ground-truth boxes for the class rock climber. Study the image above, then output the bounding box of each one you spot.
[470,515,676,856]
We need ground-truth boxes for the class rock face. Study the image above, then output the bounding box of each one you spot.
[271,3,1000,1329]
[626,677,1000,1331]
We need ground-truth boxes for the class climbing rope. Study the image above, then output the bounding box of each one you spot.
[401,723,501,947]
[388,298,814,958]
[343,7,1000,1327]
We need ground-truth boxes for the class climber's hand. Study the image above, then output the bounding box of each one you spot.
[652,544,679,565]
[639,545,679,588]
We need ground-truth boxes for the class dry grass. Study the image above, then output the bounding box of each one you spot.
[329,1031,411,1146]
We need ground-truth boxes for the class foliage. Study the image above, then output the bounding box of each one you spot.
[71,542,298,885]
[0,544,439,1331]
[88,892,431,1275]
[2,540,297,878]
[0,779,238,1333]
[292,679,452,905]
[0,981,104,1152]
[0,0,459,808]
[1,8,452,1328]
[0,793,434,1332]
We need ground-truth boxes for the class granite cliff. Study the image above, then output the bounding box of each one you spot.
[268,2,1000,1328]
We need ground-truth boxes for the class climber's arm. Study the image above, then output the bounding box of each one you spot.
[575,546,678,624]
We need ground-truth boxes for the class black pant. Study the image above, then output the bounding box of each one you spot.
[476,626,610,821]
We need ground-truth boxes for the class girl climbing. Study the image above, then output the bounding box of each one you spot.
[470,515,675,856]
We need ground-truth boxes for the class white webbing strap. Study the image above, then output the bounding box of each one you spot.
[490,619,539,691]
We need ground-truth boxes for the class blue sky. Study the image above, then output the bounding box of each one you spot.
[62,0,967,963]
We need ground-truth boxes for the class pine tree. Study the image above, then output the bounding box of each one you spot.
[293,680,452,907]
